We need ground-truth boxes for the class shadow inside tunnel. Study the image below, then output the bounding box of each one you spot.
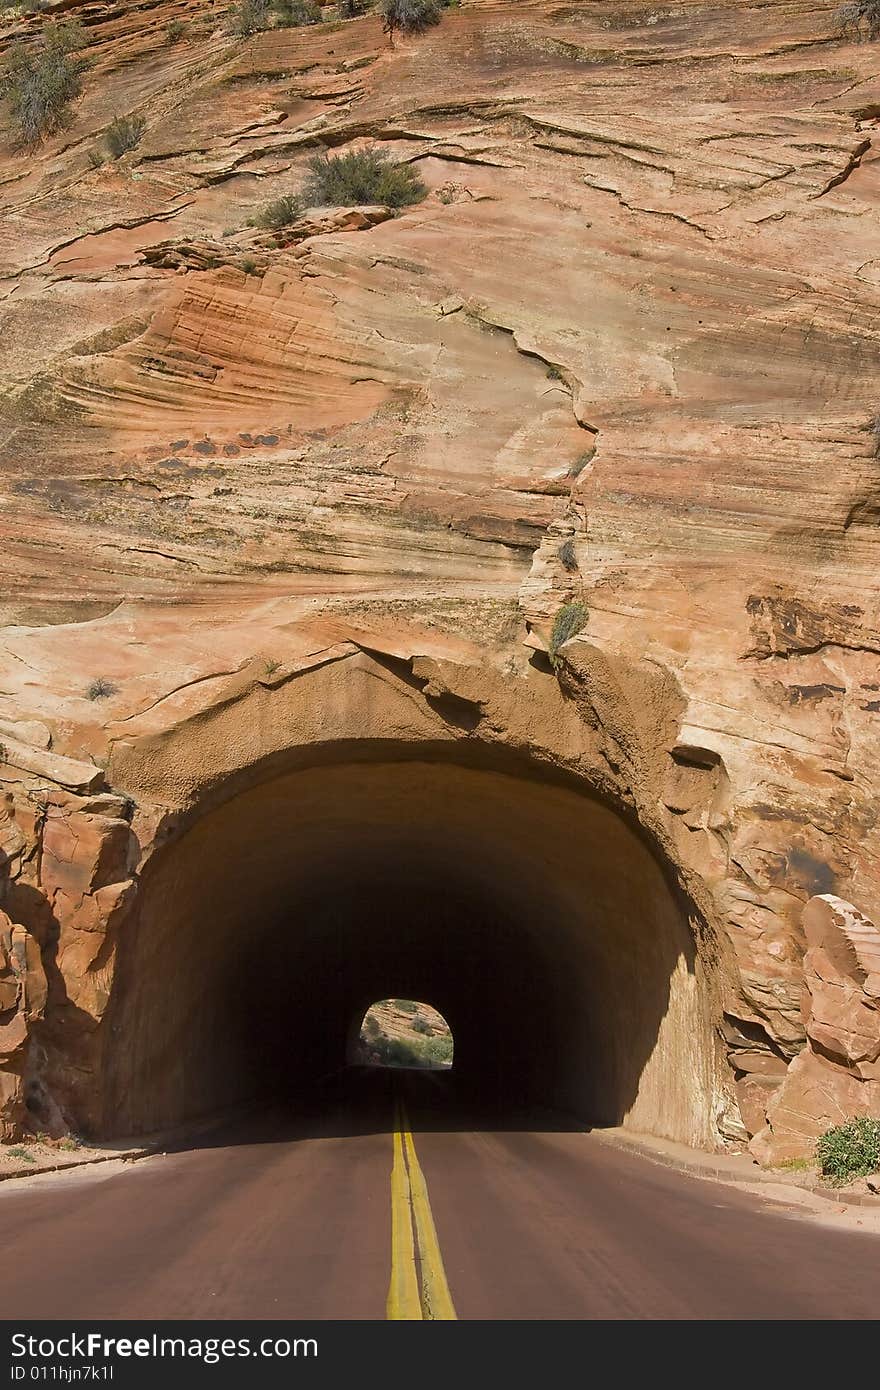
[155,1065,595,1157]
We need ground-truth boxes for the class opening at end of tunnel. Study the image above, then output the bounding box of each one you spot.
[351,999,454,1071]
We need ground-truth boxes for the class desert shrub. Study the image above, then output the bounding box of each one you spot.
[240,256,258,274]
[365,1014,381,1037]
[815,1116,880,1183]
[227,0,271,35]
[166,19,187,42]
[105,112,146,158]
[86,677,118,701]
[274,0,322,24]
[548,600,587,667]
[412,1015,432,1035]
[381,1034,448,1067]
[834,1,880,39]
[8,1147,35,1163]
[423,1034,453,1065]
[395,998,418,1012]
[249,192,303,229]
[381,0,441,38]
[339,0,369,14]
[303,147,426,208]
[228,0,321,32]
[866,412,880,457]
[376,1036,418,1066]
[2,20,89,147]
[558,538,578,572]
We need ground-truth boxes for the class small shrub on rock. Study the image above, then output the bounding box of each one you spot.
[548,600,588,668]
[249,193,303,229]
[834,1,880,40]
[86,677,118,701]
[381,0,441,40]
[166,19,187,43]
[274,0,323,24]
[339,0,369,14]
[227,0,271,35]
[2,20,89,147]
[105,113,146,158]
[228,0,322,33]
[303,146,426,208]
[424,1034,453,1065]
[816,1116,880,1183]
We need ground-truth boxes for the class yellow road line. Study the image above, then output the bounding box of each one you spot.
[387,1101,422,1320]
[387,1094,457,1321]
[402,1118,457,1321]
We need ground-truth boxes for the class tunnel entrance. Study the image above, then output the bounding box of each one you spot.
[352,999,454,1071]
[100,754,722,1148]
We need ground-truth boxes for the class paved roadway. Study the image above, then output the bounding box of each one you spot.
[1,1069,877,1321]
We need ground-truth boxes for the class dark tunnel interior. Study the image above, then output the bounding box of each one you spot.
[101,758,720,1147]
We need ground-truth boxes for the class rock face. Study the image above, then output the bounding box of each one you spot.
[751,895,880,1163]
[0,0,878,1155]
[0,909,47,1137]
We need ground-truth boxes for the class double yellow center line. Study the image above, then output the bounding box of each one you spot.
[387,1094,456,1320]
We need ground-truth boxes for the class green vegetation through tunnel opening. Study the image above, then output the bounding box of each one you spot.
[355,999,454,1069]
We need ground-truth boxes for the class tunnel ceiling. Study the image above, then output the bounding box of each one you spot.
[103,757,722,1148]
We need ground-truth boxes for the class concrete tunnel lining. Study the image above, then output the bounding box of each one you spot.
[102,756,721,1147]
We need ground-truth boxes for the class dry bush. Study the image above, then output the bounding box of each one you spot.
[2,20,89,147]
[303,147,426,208]
[834,1,880,39]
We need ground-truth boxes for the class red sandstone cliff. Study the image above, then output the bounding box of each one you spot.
[0,0,879,1161]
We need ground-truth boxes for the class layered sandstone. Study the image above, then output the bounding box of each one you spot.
[0,0,878,1158]
[752,894,880,1162]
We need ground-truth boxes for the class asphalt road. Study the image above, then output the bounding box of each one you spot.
[1,1068,877,1321]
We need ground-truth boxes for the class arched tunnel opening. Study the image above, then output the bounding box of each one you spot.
[100,755,722,1148]
[350,999,454,1071]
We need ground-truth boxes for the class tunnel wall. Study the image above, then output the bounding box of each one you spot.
[101,759,724,1148]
